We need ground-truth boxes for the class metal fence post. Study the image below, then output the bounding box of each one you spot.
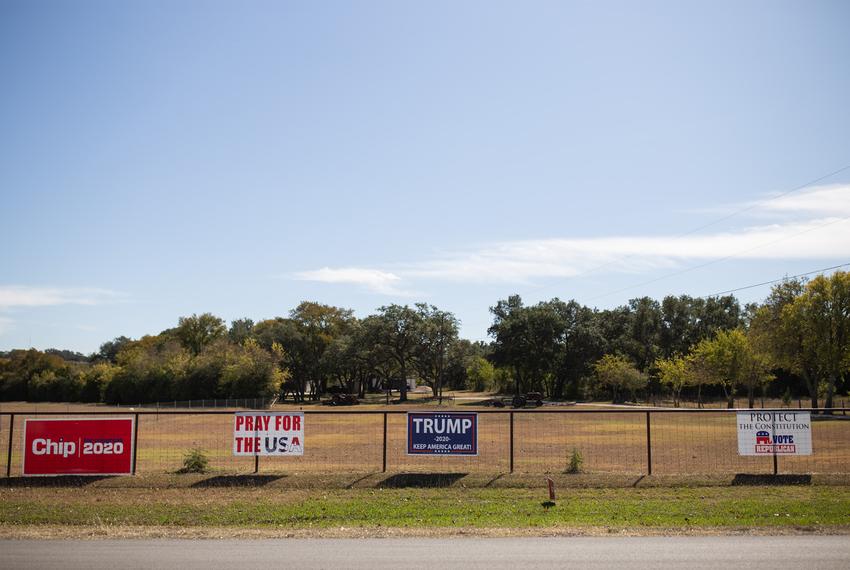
[132,413,140,475]
[382,412,388,473]
[509,411,514,474]
[645,411,652,476]
[5,414,14,478]
[772,413,778,476]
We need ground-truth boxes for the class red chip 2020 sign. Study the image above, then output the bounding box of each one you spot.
[23,418,135,476]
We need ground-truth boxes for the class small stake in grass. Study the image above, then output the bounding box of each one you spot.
[542,477,556,510]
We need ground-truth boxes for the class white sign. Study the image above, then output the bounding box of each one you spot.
[737,411,812,456]
[233,412,304,456]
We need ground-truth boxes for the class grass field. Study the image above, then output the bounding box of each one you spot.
[1,484,849,537]
[1,400,848,476]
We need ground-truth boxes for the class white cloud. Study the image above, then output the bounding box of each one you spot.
[758,184,850,217]
[0,317,13,335]
[293,267,418,296]
[0,286,124,309]
[294,184,850,293]
[694,183,850,220]
[412,216,849,282]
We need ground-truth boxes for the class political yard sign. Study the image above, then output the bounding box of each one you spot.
[233,412,304,456]
[407,412,478,456]
[737,411,812,456]
[22,418,135,476]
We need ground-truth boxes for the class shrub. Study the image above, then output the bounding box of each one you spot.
[178,447,209,473]
[565,447,583,474]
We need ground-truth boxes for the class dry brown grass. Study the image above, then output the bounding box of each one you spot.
[1,401,848,476]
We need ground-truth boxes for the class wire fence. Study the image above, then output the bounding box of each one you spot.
[131,397,277,410]
[2,408,848,477]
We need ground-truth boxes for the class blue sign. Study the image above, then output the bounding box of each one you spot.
[407,412,478,456]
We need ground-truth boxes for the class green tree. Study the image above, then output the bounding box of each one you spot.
[358,314,400,393]
[691,328,770,408]
[489,295,569,397]
[228,318,255,345]
[289,302,355,399]
[660,295,700,358]
[655,355,692,407]
[372,304,423,402]
[466,356,496,392]
[443,339,485,391]
[749,279,819,408]
[693,295,742,340]
[488,295,532,395]
[593,354,647,403]
[0,349,69,401]
[413,303,459,400]
[792,272,850,411]
[97,336,133,363]
[218,338,288,398]
[624,297,662,372]
[80,362,118,402]
[552,301,605,399]
[176,313,226,356]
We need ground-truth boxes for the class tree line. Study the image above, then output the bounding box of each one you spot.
[1,272,848,409]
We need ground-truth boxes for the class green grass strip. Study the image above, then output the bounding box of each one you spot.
[2,487,849,529]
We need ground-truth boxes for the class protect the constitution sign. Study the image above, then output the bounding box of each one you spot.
[407,412,478,455]
[737,411,812,456]
[22,418,135,476]
[233,412,304,456]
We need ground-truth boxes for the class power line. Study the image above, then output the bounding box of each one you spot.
[585,214,850,302]
[561,162,850,282]
[701,262,850,298]
[673,163,850,239]
[524,162,850,301]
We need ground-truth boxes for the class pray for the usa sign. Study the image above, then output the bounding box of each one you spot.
[233,412,304,456]
[407,412,477,456]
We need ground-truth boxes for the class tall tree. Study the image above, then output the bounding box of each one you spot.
[749,279,820,408]
[413,304,459,400]
[372,305,422,401]
[97,336,133,363]
[488,296,570,397]
[793,272,850,411]
[228,318,255,345]
[694,295,742,340]
[659,295,698,358]
[624,297,662,372]
[289,302,355,398]
[488,295,530,395]
[176,313,226,356]
[552,301,605,400]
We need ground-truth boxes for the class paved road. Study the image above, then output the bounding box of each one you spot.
[2,536,849,569]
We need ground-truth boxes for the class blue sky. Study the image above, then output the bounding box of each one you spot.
[2,0,849,354]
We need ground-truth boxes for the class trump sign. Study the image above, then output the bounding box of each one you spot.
[407,412,478,455]
[23,418,135,476]
[233,412,304,456]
